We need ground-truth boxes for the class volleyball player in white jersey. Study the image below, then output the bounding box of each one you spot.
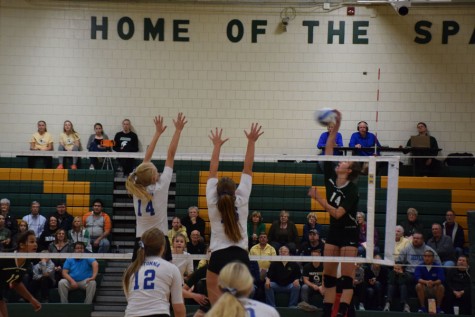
[207,262,279,317]
[123,228,185,317]
[126,113,187,261]
[206,123,263,305]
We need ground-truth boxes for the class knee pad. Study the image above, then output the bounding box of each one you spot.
[338,276,354,290]
[323,275,338,288]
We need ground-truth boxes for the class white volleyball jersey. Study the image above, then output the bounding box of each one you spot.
[134,166,173,237]
[240,298,280,317]
[207,173,251,252]
[171,251,193,282]
[124,256,184,317]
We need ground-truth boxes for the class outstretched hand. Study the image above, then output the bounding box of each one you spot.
[209,128,229,147]
[333,110,342,128]
[307,187,320,200]
[153,115,167,135]
[173,112,187,131]
[244,123,264,142]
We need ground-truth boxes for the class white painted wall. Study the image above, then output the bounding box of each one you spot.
[0,0,474,158]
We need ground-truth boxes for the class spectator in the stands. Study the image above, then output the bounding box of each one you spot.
[317,123,343,155]
[394,225,410,257]
[52,202,74,232]
[353,263,366,311]
[58,242,98,304]
[82,199,111,253]
[57,120,81,170]
[10,220,29,251]
[86,122,109,170]
[300,229,324,258]
[186,230,206,270]
[264,245,301,308]
[37,216,59,252]
[442,210,465,258]
[357,211,379,257]
[249,232,277,278]
[28,120,53,168]
[22,201,46,237]
[0,214,12,252]
[362,254,388,310]
[383,262,411,312]
[400,207,424,238]
[426,222,455,267]
[444,255,471,315]
[349,121,381,156]
[48,228,72,283]
[113,118,139,175]
[1,198,18,237]
[168,217,189,246]
[406,122,440,176]
[300,248,324,308]
[247,211,266,249]
[171,233,193,282]
[301,212,323,245]
[68,216,92,252]
[267,210,299,255]
[30,251,56,303]
[181,206,206,241]
[414,250,445,314]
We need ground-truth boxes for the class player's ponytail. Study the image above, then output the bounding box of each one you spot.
[125,162,156,201]
[217,177,242,242]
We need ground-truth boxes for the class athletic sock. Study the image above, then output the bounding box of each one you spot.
[338,302,350,317]
[323,302,333,317]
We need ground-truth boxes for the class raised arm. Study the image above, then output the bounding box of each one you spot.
[165,112,187,168]
[324,111,341,156]
[143,115,167,163]
[208,128,229,179]
[243,123,263,176]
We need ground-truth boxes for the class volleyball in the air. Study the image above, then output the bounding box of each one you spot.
[315,108,337,126]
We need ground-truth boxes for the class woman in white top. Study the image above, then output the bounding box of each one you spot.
[57,120,81,170]
[171,233,193,281]
[126,113,187,261]
[206,123,263,305]
[206,262,279,317]
[123,228,185,317]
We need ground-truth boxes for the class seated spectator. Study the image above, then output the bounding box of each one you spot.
[426,223,455,267]
[406,122,440,176]
[68,216,92,252]
[442,210,465,258]
[400,207,424,238]
[52,202,74,232]
[57,120,81,170]
[300,249,324,308]
[383,262,411,312]
[301,212,323,245]
[353,263,366,311]
[48,228,72,282]
[444,255,471,315]
[267,210,299,255]
[82,199,111,253]
[317,123,343,155]
[394,225,410,257]
[30,251,55,303]
[113,118,139,175]
[167,217,189,246]
[28,120,53,168]
[414,250,445,313]
[349,121,381,156]
[171,233,193,282]
[0,214,12,252]
[181,206,206,241]
[357,211,379,257]
[10,220,29,251]
[37,216,59,252]
[396,232,440,287]
[186,230,206,270]
[300,229,324,258]
[22,201,46,237]
[249,232,277,279]
[247,211,265,249]
[1,198,18,237]
[86,123,109,170]
[58,242,98,304]
[264,245,301,308]
[362,254,388,310]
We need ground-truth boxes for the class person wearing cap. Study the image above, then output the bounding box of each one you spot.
[300,229,325,257]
